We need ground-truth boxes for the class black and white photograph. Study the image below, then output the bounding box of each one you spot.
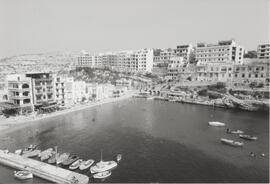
[0,0,269,183]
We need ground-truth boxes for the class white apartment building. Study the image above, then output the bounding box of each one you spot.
[76,49,154,73]
[166,56,185,80]
[77,50,94,67]
[174,44,194,62]
[257,43,270,59]
[72,81,86,103]
[196,40,244,65]
[55,76,74,107]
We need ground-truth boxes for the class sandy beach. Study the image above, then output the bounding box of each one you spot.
[0,92,135,134]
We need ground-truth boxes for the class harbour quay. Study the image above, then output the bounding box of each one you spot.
[0,149,89,184]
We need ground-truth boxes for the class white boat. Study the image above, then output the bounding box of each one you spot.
[14,149,22,155]
[90,151,117,173]
[239,134,258,141]
[93,171,111,179]
[227,129,244,134]
[69,159,83,170]
[38,148,53,157]
[40,149,54,161]
[56,153,70,165]
[79,159,94,170]
[14,171,33,180]
[208,121,225,127]
[116,154,122,162]
[23,149,41,158]
[220,138,244,147]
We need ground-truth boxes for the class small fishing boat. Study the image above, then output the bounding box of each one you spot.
[226,129,244,134]
[208,121,225,127]
[40,149,54,161]
[90,151,117,173]
[56,153,70,165]
[14,149,22,155]
[23,149,41,158]
[48,153,59,164]
[116,154,122,162]
[79,159,94,170]
[239,134,258,141]
[93,171,111,179]
[69,159,83,170]
[38,148,53,157]
[14,171,33,180]
[220,138,244,147]
[62,155,79,166]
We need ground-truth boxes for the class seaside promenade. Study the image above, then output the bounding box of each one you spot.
[0,91,136,133]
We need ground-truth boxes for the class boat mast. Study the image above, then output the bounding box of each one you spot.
[101,150,103,161]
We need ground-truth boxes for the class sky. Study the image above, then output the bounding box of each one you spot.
[0,0,269,58]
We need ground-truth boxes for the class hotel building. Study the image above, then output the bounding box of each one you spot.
[196,40,244,65]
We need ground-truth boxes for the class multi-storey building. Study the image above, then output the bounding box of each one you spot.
[196,40,244,65]
[232,59,269,85]
[174,44,194,62]
[77,50,94,67]
[76,49,154,73]
[257,43,270,59]
[196,63,234,82]
[25,72,56,108]
[72,81,86,103]
[6,74,34,113]
[166,56,185,80]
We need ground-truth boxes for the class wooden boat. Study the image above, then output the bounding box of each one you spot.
[239,134,258,140]
[23,149,41,158]
[14,171,33,180]
[93,171,111,179]
[208,121,225,127]
[69,159,83,170]
[48,153,59,164]
[62,155,79,166]
[116,154,122,162]
[56,153,70,165]
[220,138,244,147]
[79,159,94,170]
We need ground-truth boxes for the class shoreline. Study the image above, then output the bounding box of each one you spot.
[0,92,135,134]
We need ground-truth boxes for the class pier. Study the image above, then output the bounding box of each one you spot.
[0,149,89,184]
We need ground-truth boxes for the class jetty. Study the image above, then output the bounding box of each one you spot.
[0,149,89,184]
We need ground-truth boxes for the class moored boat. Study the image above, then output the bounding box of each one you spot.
[14,171,33,180]
[23,149,41,158]
[226,129,244,134]
[48,153,60,164]
[14,149,22,155]
[208,121,225,127]
[239,134,258,140]
[79,159,94,170]
[90,160,117,173]
[56,153,70,165]
[69,159,83,170]
[220,138,244,147]
[93,171,111,179]
[38,148,53,157]
[90,151,118,173]
[62,155,79,166]
[40,149,54,161]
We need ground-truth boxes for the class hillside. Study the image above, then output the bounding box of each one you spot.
[0,52,78,76]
